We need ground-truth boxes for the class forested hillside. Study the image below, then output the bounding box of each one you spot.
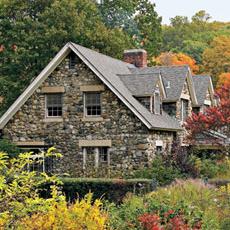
[0,0,230,116]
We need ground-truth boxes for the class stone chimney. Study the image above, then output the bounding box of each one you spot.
[123,49,147,68]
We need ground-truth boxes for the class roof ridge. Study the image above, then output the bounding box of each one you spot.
[117,72,160,77]
[71,42,134,67]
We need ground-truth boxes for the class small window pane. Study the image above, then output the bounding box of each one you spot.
[46,94,62,117]
[85,93,101,116]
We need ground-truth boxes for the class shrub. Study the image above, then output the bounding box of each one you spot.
[16,193,107,230]
[0,138,20,158]
[0,148,62,229]
[41,177,152,204]
[132,156,184,186]
[107,179,230,230]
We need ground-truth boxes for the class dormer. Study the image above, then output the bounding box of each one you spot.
[118,73,165,114]
[192,75,216,113]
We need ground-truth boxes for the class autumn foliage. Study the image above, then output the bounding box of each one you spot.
[155,52,199,73]
[217,73,230,88]
[185,85,230,143]
[138,210,201,230]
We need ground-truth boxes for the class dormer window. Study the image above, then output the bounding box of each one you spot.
[69,52,77,69]
[136,97,151,110]
[136,92,161,115]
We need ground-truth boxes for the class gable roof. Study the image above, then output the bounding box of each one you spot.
[129,66,198,104]
[193,75,215,106]
[0,42,181,131]
[118,73,165,97]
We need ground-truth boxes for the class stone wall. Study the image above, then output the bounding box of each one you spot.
[3,55,175,177]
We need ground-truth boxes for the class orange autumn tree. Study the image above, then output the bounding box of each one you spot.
[217,73,230,88]
[155,52,199,73]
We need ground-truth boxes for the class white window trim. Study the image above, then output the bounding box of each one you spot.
[45,94,63,118]
[181,99,189,122]
[154,90,161,115]
[83,92,102,117]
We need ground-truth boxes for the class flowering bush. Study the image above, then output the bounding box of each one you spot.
[0,149,107,229]
[16,193,107,230]
[138,211,197,230]
[108,179,230,230]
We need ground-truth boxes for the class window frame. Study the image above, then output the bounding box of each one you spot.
[154,89,161,115]
[181,99,189,121]
[45,93,63,118]
[99,147,108,163]
[83,147,109,169]
[84,92,102,117]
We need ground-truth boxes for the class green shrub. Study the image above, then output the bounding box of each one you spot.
[107,179,230,230]
[41,178,152,204]
[200,158,219,178]
[0,148,62,229]
[0,138,20,158]
[132,156,184,186]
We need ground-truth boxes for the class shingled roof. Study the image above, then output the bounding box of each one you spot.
[0,42,182,131]
[71,43,181,131]
[193,75,213,106]
[129,65,197,102]
[118,73,160,96]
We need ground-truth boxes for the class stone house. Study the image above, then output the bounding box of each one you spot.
[0,42,216,177]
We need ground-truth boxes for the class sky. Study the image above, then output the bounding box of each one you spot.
[151,0,230,25]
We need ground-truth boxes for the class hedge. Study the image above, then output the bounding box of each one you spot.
[40,177,153,203]
[209,178,230,187]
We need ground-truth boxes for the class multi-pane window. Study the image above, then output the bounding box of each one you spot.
[46,94,62,117]
[83,147,109,168]
[84,93,101,116]
[99,147,108,163]
[181,99,189,121]
[20,147,54,174]
[154,90,161,114]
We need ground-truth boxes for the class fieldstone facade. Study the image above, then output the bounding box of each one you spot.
[3,56,175,177]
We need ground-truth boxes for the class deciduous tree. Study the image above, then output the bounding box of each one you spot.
[155,52,199,73]
[202,35,230,84]
[217,73,230,88]
[185,86,230,145]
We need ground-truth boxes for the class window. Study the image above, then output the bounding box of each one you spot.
[83,147,109,169]
[136,97,151,110]
[99,147,108,163]
[181,99,189,121]
[163,103,176,117]
[154,90,161,114]
[46,94,62,117]
[84,93,101,116]
[20,147,54,174]
[192,107,200,114]
[69,52,77,69]
[156,146,163,154]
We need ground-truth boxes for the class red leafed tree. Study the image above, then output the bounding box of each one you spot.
[185,86,230,145]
